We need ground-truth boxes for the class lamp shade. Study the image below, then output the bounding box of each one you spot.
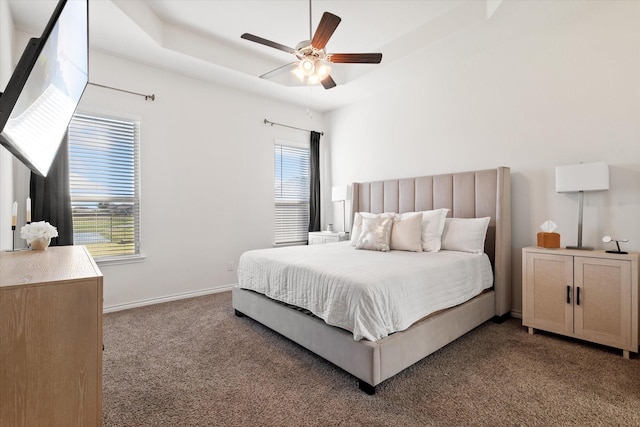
[555,162,609,193]
[331,185,351,202]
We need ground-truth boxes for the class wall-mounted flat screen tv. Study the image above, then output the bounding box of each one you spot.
[0,0,88,176]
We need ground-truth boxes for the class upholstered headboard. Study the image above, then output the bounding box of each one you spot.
[351,167,511,317]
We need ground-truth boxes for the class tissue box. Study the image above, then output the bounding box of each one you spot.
[537,232,560,248]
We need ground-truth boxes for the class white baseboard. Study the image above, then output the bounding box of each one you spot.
[510,309,522,319]
[103,285,235,313]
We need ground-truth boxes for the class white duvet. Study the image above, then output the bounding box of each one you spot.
[237,242,493,342]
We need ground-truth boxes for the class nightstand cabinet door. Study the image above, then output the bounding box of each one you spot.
[523,252,574,335]
[574,256,632,350]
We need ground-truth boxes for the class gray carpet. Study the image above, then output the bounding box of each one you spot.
[102,291,640,426]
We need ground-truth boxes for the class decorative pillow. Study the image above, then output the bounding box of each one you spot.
[440,217,491,254]
[390,212,423,252]
[351,212,393,246]
[420,208,449,252]
[356,215,393,252]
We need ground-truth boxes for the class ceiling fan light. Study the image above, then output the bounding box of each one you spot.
[299,58,315,76]
[307,74,320,85]
[316,61,331,79]
[292,66,305,82]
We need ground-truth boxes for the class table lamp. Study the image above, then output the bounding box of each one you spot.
[555,162,609,250]
[331,185,351,233]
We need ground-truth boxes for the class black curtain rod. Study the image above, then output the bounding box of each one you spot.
[264,118,323,136]
[88,82,155,101]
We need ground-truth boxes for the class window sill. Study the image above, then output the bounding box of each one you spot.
[95,254,146,267]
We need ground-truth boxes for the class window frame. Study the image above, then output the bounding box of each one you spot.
[68,111,143,264]
[274,138,310,246]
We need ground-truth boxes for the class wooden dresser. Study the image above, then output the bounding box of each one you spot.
[0,245,103,426]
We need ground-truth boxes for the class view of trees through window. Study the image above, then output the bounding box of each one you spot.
[68,114,140,258]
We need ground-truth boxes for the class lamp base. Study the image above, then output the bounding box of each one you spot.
[566,245,594,251]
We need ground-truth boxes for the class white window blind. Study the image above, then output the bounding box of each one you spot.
[274,142,309,245]
[68,113,140,259]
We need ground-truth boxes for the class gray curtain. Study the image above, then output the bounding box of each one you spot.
[30,133,74,246]
[308,131,321,232]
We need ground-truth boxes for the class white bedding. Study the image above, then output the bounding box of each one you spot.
[237,242,493,342]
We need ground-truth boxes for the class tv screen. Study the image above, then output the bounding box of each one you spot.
[0,0,88,177]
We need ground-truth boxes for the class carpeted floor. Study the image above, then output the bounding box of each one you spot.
[102,291,640,426]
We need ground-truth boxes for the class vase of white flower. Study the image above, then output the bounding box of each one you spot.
[28,237,51,250]
[20,221,58,250]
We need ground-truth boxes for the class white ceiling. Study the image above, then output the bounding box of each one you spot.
[7,0,602,113]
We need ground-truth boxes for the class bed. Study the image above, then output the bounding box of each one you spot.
[232,167,511,394]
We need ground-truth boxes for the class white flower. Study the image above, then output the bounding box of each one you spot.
[20,221,59,241]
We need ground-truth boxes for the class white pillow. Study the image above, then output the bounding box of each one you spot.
[420,208,449,252]
[440,217,491,254]
[351,212,393,246]
[390,212,423,252]
[356,215,393,252]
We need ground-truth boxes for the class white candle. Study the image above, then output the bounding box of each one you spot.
[26,197,31,223]
[11,201,17,227]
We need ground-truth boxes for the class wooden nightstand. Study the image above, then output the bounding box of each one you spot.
[308,231,349,245]
[522,246,639,358]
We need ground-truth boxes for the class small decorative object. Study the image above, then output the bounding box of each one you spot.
[10,201,17,252]
[537,220,560,248]
[20,221,58,250]
[603,236,629,255]
[326,224,334,232]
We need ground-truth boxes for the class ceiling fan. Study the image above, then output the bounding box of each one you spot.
[241,1,382,90]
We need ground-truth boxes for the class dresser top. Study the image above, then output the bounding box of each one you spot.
[0,245,102,289]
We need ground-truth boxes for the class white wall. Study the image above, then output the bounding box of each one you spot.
[78,51,325,310]
[326,1,640,316]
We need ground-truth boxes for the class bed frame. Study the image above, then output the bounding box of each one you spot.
[232,167,511,394]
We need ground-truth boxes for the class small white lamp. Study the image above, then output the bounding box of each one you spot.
[555,162,609,250]
[331,185,351,233]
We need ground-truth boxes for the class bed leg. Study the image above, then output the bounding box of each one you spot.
[234,309,246,317]
[358,380,376,395]
[492,313,510,324]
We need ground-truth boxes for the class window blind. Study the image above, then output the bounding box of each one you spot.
[68,113,140,258]
[274,143,310,245]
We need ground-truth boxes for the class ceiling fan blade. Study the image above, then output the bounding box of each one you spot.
[311,12,341,50]
[321,75,337,90]
[260,63,307,87]
[260,62,298,80]
[328,53,383,64]
[241,33,296,54]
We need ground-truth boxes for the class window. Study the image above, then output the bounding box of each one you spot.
[68,113,140,259]
[274,140,309,245]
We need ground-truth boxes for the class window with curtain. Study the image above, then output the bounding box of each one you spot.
[68,113,140,259]
[274,140,309,245]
